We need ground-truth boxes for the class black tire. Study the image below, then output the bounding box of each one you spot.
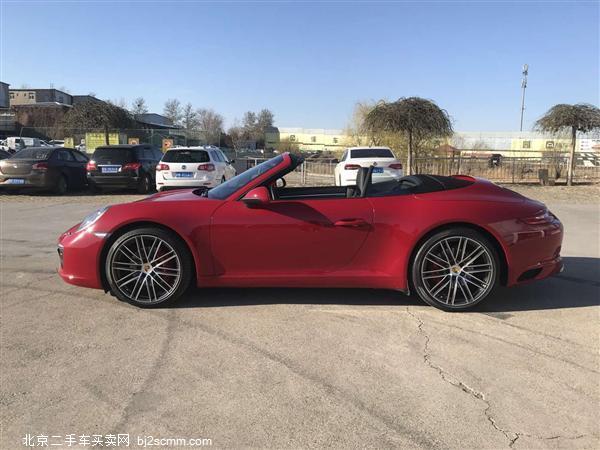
[53,175,68,195]
[137,174,151,194]
[105,227,192,308]
[411,227,499,311]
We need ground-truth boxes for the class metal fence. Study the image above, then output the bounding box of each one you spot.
[238,156,600,185]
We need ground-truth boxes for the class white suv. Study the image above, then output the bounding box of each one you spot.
[155,146,236,191]
[334,147,404,186]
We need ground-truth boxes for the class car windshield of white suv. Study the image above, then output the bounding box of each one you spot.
[162,150,209,163]
[351,149,394,158]
[205,155,284,200]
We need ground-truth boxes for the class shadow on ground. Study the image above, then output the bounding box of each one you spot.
[174,257,599,313]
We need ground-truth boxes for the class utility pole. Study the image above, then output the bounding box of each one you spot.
[519,64,528,132]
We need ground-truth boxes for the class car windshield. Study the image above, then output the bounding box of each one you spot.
[351,148,394,158]
[206,155,284,200]
[162,150,209,163]
[12,148,52,160]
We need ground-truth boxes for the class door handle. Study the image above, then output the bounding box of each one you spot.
[334,218,370,228]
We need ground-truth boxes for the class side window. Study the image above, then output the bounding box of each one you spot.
[211,151,222,162]
[72,151,88,162]
[219,150,229,162]
[56,150,74,161]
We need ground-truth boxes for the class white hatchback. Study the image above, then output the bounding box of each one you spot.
[156,146,236,191]
[334,147,404,186]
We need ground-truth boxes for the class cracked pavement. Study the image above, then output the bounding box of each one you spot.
[1,193,599,448]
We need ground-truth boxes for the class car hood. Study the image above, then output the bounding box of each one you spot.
[137,188,206,203]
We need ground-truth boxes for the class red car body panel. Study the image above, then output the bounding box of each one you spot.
[58,153,563,294]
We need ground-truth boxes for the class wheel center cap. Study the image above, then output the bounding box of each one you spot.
[142,263,153,273]
[451,265,461,274]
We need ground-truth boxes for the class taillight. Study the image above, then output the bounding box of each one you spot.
[122,162,142,171]
[156,163,170,171]
[198,163,215,171]
[389,163,403,170]
[86,161,97,172]
[32,162,49,171]
[344,164,361,170]
[519,210,555,226]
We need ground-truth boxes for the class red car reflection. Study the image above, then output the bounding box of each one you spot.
[58,153,563,311]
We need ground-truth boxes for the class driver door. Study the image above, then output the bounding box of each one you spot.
[210,196,373,277]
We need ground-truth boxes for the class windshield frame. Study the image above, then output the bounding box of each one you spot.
[206,153,290,201]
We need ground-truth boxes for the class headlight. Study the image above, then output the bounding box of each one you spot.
[76,206,109,232]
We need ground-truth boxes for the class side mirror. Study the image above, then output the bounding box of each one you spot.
[275,178,286,188]
[228,159,235,164]
[241,186,270,207]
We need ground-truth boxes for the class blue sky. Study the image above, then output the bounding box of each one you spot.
[1,1,598,131]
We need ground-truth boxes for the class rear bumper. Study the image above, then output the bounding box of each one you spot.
[88,174,140,188]
[0,173,54,189]
[57,225,105,289]
[156,173,218,189]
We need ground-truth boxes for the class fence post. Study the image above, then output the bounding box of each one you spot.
[511,158,515,184]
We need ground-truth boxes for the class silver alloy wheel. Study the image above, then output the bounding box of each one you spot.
[420,236,495,307]
[109,234,182,304]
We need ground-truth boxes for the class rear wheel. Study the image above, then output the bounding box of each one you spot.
[105,227,192,307]
[411,228,499,311]
[54,175,68,195]
[137,174,151,194]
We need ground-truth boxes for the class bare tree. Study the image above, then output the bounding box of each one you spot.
[109,98,128,109]
[365,97,453,175]
[163,99,183,126]
[130,97,148,115]
[181,103,198,130]
[197,108,224,145]
[535,103,600,185]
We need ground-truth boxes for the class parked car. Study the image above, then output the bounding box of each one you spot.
[334,147,403,186]
[155,146,236,191]
[0,146,89,194]
[48,140,65,147]
[2,136,43,152]
[58,152,563,311]
[0,149,11,160]
[86,144,162,194]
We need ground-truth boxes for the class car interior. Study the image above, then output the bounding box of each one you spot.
[270,165,474,201]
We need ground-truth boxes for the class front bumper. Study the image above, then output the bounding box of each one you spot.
[57,224,106,289]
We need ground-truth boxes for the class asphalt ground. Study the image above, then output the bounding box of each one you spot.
[1,187,599,449]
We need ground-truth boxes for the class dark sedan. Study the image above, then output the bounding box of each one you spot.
[0,147,89,195]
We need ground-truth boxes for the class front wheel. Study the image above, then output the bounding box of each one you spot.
[411,228,499,311]
[105,228,192,307]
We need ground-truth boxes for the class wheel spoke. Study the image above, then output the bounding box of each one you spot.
[431,276,450,297]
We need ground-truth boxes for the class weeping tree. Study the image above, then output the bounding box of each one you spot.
[364,97,453,175]
[63,100,135,145]
[535,103,600,186]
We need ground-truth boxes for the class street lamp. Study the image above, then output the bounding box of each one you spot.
[520,64,528,132]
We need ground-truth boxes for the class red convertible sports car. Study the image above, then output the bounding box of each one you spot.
[58,153,563,311]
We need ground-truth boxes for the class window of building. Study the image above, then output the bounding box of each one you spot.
[333,137,338,144]
[57,95,63,103]
[289,135,296,142]
[28,92,35,100]
[9,92,14,99]
[311,136,316,143]
[522,140,531,149]
[546,141,555,149]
